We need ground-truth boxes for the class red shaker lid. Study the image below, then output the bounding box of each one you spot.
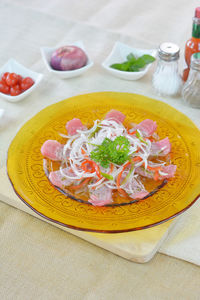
[195,7,200,18]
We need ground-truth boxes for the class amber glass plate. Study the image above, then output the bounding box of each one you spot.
[7,92,200,233]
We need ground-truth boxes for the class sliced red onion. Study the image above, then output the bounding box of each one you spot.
[50,45,87,71]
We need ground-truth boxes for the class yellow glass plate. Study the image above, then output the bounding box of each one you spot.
[7,92,200,233]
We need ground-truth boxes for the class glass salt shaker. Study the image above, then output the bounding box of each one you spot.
[152,42,182,96]
[182,52,200,108]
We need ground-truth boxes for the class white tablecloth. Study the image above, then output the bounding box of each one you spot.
[0,1,200,299]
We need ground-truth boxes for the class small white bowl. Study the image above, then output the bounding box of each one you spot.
[0,59,43,103]
[0,108,4,118]
[40,41,93,79]
[0,108,5,127]
[102,41,157,80]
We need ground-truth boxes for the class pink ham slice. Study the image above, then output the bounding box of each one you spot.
[123,178,149,200]
[88,186,113,206]
[105,109,126,124]
[160,165,177,179]
[66,118,85,136]
[136,164,177,180]
[41,140,64,161]
[150,137,171,156]
[135,119,157,137]
[130,191,149,200]
[49,167,76,188]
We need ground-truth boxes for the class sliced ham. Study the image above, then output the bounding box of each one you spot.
[135,119,157,137]
[41,140,64,161]
[49,167,76,188]
[123,178,149,200]
[88,186,113,206]
[160,165,177,178]
[66,118,85,135]
[105,109,125,124]
[150,137,171,156]
[130,191,149,200]
[135,164,176,180]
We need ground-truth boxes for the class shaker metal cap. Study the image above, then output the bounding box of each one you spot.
[191,52,200,71]
[158,42,180,61]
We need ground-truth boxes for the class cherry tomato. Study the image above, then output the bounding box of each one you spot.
[6,72,19,86]
[0,80,10,94]
[10,84,22,96]
[1,72,10,83]
[17,75,23,84]
[21,77,34,91]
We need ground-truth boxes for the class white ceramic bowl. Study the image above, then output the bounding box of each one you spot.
[40,41,93,79]
[0,59,43,103]
[0,108,5,127]
[0,108,4,118]
[102,41,157,80]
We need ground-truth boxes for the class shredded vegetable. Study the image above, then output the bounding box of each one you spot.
[42,114,176,206]
[60,119,163,186]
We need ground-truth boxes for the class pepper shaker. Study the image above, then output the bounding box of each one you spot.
[182,52,200,108]
[152,42,182,96]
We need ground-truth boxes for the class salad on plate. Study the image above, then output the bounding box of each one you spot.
[41,109,176,206]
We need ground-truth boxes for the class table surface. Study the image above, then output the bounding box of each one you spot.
[0,1,200,299]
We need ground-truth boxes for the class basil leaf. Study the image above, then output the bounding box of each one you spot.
[120,62,131,71]
[110,53,155,72]
[129,65,140,72]
[134,55,156,69]
[127,53,137,63]
[110,62,130,71]
[110,63,123,70]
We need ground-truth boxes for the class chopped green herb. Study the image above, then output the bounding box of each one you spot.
[90,136,130,168]
[100,172,113,180]
[110,53,155,72]
[88,126,101,139]
[136,130,148,145]
[121,163,135,185]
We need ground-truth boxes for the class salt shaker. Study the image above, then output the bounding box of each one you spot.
[152,42,182,96]
[182,52,200,108]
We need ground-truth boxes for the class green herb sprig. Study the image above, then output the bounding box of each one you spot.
[90,136,130,168]
[110,53,155,72]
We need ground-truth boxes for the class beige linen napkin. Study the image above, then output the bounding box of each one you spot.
[1,165,200,265]
[0,166,177,263]
[0,1,200,265]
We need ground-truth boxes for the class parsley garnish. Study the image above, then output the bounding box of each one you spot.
[90,136,130,168]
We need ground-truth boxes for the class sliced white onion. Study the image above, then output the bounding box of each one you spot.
[47,118,165,195]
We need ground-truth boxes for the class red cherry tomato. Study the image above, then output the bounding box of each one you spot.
[10,84,22,96]
[0,80,10,94]
[0,72,34,96]
[21,77,34,91]
[6,72,19,86]
[17,75,23,84]
[1,72,10,83]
